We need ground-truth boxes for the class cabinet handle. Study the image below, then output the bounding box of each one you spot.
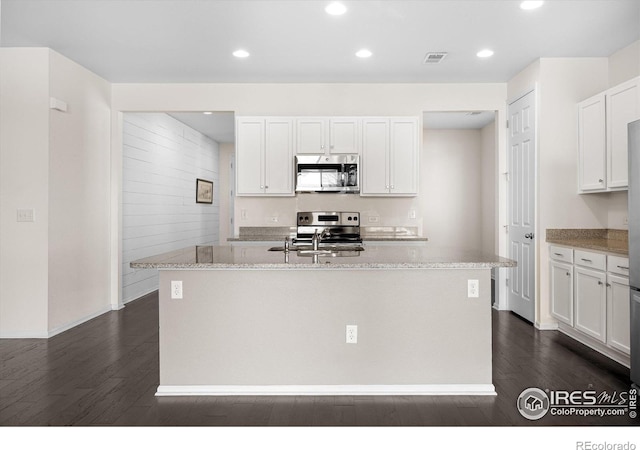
[598,281,603,286]
[598,179,603,183]
[265,185,269,189]
[566,272,570,276]
[581,258,592,262]
[606,283,612,288]
[390,185,394,189]
[260,185,265,189]
[554,252,563,256]
[617,265,629,270]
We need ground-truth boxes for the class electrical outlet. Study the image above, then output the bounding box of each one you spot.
[468,279,479,298]
[346,325,358,344]
[408,209,416,219]
[171,281,183,299]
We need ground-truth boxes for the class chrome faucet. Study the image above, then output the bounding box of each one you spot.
[312,228,330,250]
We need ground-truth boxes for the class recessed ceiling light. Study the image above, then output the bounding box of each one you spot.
[325,2,347,15]
[203,111,213,115]
[477,49,494,58]
[520,1,544,10]
[356,49,373,58]
[232,49,250,58]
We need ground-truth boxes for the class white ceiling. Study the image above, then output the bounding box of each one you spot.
[1,0,639,84]
[423,111,496,129]
[168,112,235,143]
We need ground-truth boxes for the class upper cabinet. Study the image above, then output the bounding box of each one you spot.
[295,117,360,155]
[578,77,639,193]
[236,117,295,196]
[236,115,420,197]
[361,117,419,196]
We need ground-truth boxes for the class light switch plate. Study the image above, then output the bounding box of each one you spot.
[17,209,35,222]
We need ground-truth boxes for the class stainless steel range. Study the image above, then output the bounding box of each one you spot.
[293,211,362,248]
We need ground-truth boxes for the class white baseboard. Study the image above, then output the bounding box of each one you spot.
[558,324,630,368]
[0,304,113,339]
[535,321,559,331]
[47,305,113,338]
[156,384,497,396]
[122,287,158,305]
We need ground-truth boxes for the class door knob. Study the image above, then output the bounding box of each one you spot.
[524,233,535,239]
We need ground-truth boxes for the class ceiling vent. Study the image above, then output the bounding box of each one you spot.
[423,52,448,64]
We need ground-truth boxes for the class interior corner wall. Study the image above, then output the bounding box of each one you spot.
[0,48,50,337]
[47,50,112,334]
[608,39,640,87]
[122,113,220,303]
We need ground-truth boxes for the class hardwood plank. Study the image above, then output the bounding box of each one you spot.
[0,292,637,426]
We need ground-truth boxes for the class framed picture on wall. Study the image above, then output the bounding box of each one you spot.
[196,178,213,204]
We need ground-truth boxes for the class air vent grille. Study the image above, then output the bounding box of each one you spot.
[423,52,448,64]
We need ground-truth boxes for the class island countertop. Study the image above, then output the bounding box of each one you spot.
[130,244,516,270]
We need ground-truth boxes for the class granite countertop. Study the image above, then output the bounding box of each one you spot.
[130,244,515,270]
[227,226,428,242]
[546,229,628,256]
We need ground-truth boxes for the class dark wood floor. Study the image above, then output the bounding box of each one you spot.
[0,291,637,426]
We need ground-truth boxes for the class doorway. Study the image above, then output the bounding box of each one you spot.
[120,111,234,304]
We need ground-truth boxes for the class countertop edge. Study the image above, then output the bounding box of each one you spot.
[546,239,629,256]
[130,262,515,270]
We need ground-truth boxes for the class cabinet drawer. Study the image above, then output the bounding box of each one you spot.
[550,245,573,263]
[575,250,606,271]
[608,255,630,276]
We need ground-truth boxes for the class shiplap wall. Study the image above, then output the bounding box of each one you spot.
[122,113,219,303]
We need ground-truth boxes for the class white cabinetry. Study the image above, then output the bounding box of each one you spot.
[607,255,631,354]
[548,245,630,365]
[295,117,360,155]
[550,246,574,326]
[578,77,639,193]
[236,117,294,196]
[361,117,418,196]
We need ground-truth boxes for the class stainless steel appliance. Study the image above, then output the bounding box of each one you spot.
[629,119,640,386]
[295,155,359,193]
[293,211,362,247]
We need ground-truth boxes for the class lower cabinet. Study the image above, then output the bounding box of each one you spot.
[607,273,631,354]
[574,266,607,343]
[549,245,630,362]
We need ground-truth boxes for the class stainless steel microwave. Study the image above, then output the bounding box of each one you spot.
[295,155,359,193]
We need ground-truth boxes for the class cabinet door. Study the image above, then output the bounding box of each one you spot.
[361,119,390,195]
[236,118,265,195]
[550,260,574,326]
[330,118,360,154]
[264,118,294,195]
[574,267,607,342]
[607,78,639,190]
[578,94,606,192]
[389,118,418,195]
[296,118,326,154]
[607,273,630,354]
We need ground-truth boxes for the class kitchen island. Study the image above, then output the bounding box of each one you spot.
[131,245,515,396]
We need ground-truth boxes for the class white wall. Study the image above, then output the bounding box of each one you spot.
[608,40,640,87]
[0,48,50,337]
[48,50,112,333]
[422,129,482,250]
[0,48,112,337]
[480,121,497,255]
[122,113,219,303]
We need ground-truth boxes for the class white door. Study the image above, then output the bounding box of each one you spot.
[508,90,536,322]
